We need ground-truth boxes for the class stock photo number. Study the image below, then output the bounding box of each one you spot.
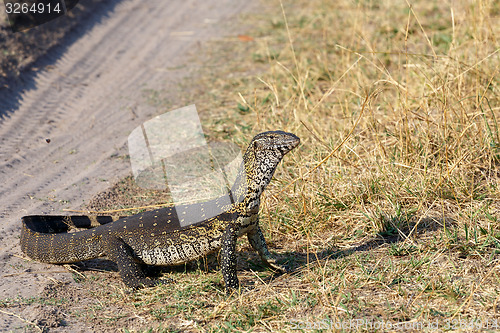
[3,0,67,32]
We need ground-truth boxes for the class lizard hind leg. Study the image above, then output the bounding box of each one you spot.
[104,237,171,289]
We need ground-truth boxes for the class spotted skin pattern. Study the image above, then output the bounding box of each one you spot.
[21,131,300,292]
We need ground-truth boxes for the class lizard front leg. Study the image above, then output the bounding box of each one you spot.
[247,222,287,273]
[221,224,239,294]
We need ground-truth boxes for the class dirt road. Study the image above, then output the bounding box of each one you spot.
[0,0,252,329]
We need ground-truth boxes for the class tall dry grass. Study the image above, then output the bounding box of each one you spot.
[190,0,500,329]
[222,0,500,247]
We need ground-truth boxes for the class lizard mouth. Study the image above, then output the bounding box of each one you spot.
[280,133,300,151]
[273,138,299,155]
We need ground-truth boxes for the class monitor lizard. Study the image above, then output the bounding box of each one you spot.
[21,130,300,293]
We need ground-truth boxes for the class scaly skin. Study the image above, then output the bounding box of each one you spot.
[21,131,300,292]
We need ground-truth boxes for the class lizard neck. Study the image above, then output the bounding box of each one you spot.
[231,144,284,214]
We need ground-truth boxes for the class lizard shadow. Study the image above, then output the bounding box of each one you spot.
[71,256,219,278]
[240,216,456,287]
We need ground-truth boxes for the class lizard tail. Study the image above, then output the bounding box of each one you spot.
[20,215,115,263]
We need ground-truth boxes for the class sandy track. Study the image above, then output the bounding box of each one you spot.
[0,0,251,328]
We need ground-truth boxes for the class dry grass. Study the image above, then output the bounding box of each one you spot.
[182,0,500,329]
[35,0,500,331]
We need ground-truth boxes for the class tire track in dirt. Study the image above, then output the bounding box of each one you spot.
[0,0,252,307]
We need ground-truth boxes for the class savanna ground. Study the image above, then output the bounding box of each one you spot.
[3,0,500,331]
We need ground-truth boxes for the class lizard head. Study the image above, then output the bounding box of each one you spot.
[249,130,299,182]
[250,130,300,158]
[233,131,299,211]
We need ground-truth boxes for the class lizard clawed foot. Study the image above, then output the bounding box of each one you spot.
[129,277,175,290]
[225,286,242,297]
[263,257,289,274]
[154,277,175,286]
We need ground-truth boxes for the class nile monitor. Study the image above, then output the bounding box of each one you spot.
[21,131,300,293]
